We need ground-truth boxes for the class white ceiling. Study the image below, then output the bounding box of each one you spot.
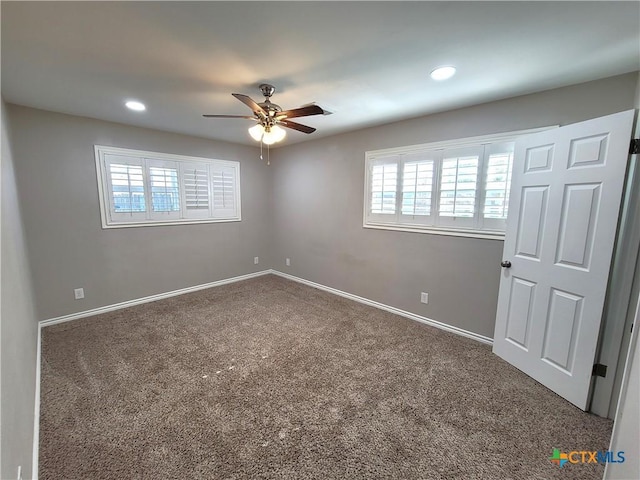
[2,1,639,147]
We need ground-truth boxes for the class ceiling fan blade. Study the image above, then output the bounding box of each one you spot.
[203,114,255,119]
[232,93,267,116]
[276,105,324,119]
[279,119,316,134]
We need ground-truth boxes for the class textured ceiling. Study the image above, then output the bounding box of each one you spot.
[2,1,639,146]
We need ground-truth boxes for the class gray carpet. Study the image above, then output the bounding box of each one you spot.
[39,275,612,479]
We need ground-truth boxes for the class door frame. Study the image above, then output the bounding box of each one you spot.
[590,109,640,418]
[604,281,640,478]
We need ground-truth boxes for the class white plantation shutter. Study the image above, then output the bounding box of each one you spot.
[367,157,399,223]
[211,164,238,218]
[482,142,514,231]
[371,162,398,214]
[180,162,211,219]
[399,151,438,225]
[401,162,433,215]
[437,146,482,229]
[146,158,181,220]
[104,154,147,223]
[95,146,241,227]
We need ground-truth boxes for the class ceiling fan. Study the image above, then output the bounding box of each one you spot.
[203,84,325,145]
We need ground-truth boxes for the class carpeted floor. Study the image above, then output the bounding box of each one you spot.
[39,275,612,479]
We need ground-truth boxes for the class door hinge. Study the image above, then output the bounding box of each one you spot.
[592,363,608,378]
[630,139,640,155]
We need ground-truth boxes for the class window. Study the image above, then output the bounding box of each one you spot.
[363,128,552,239]
[95,146,241,228]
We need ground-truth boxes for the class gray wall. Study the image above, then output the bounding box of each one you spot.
[7,105,273,320]
[271,73,639,339]
[1,99,39,479]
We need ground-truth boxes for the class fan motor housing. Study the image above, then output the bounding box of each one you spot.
[258,84,282,118]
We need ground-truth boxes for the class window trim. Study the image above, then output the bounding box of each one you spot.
[95,145,241,229]
[363,126,557,240]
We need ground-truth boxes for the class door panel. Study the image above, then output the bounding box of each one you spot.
[515,186,548,259]
[541,288,582,372]
[505,277,536,350]
[525,144,554,172]
[555,183,601,269]
[493,110,635,410]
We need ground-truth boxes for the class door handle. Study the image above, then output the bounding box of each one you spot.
[501,260,512,268]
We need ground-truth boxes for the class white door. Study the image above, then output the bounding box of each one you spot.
[493,110,635,410]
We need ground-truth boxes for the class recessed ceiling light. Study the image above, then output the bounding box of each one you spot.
[125,100,146,112]
[430,66,456,81]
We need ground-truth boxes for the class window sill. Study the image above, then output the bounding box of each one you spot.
[101,217,241,229]
[363,222,505,240]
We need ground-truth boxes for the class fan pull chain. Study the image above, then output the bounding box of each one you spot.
[258,137,270,165]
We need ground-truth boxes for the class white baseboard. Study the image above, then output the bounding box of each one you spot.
[39,270,272,328]
[32,325,41,480]
[269,270,493,346]
[39,268,493,347]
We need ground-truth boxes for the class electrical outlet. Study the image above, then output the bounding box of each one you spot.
[74,288,84,300]
[286,258,291,267]
[420,292,429,304]
[254,256,259,265]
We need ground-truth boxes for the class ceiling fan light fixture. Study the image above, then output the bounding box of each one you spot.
[262,135,277,145]
[248,123,265,141]
[430,66,456,81]
[268,125,286,143]
[249,123,286,145]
